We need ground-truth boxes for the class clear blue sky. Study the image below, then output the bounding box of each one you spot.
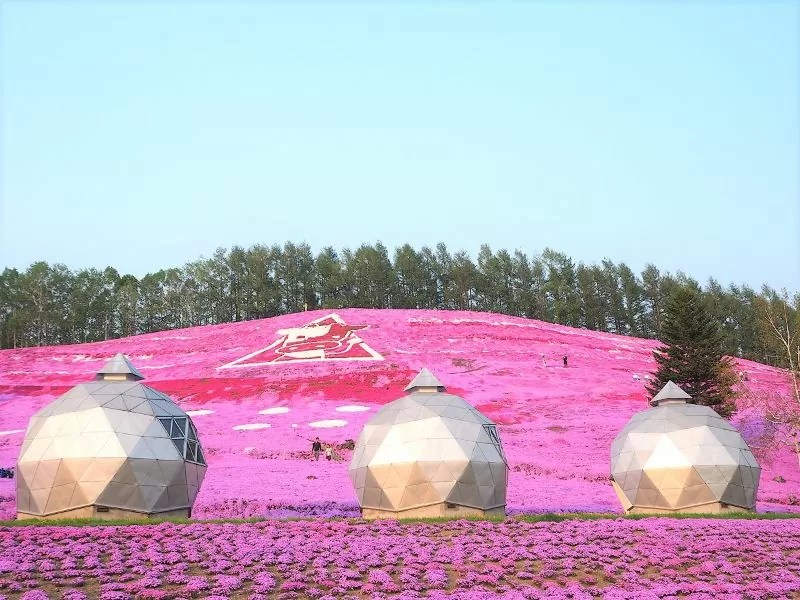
[1,1,798,293]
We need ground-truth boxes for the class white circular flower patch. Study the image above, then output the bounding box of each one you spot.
[186,409,215,417]
[309,419,347,428]
[0,429,24,436]
[259,407,290,415]
[232,423,272,431]
[335,405,369,413]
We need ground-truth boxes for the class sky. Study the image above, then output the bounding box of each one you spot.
[1,1,798,293]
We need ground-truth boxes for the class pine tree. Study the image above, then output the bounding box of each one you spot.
[647,288,737,417]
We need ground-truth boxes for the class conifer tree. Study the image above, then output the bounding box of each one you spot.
[647,288,737,417]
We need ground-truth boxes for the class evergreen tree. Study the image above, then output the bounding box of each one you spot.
[647,288,737,417]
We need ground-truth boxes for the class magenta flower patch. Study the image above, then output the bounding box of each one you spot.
[2,518,800,596]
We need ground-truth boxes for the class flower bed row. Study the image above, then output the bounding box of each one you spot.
[2,517,800,599]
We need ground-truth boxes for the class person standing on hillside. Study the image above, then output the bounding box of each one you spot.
[563,355,568,367]
[312,437,323,461]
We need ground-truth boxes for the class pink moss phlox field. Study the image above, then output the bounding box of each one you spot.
[2,518,800,598]
[0,308,798,520]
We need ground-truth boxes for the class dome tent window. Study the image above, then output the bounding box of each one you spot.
[157,417,206,465]
[483,424,507,465]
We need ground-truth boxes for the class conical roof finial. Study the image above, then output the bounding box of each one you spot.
[650,380,691,406]
[405,368,445,393]
[96,353,144,381]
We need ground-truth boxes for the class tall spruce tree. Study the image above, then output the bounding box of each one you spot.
[647,288,737,417]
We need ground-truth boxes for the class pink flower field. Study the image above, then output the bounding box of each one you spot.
[1,309,800,598]
[0,309,796,518]
[2,517,800,599]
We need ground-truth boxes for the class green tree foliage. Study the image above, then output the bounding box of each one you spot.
[315,247,344,309]
[447,250,478,310]
[477,244,514,314]
[394,244,431,309]
[542,248,580,327]
[0,242,794,373]
[646,288,738,417]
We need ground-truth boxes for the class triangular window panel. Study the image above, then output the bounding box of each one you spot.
[174,418,186,436]
[195,446,205,466]
[483,424,507,465]
[188,423,197,442]
[169,437,184,456]
[158,418,173,437]
[186,441,197,462]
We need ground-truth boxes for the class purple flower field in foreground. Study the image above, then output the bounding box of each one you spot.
[2,518,800,599]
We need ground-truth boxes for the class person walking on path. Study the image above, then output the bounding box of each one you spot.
[312,437,323,461]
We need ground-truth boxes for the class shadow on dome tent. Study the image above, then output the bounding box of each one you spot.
[610,380,760,515]
[349,367,508,519]
[15,353,207,521]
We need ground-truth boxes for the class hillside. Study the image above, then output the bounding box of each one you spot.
[0,309,796,519]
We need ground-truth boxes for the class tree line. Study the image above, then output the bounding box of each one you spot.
[1,242,797,368]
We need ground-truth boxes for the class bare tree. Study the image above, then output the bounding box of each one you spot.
[739,291,800,466]
[761,292,800,401]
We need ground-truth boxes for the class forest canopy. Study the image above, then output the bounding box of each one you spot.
[1,242,797,369]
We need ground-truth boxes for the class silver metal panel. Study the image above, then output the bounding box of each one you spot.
[650,380,692,405]
[97,353,144,380]
[144,387,167,401]
[458,463,477,485]
[102,396,130,412]
[30,459,61,490]
[24,417,47,440]
[129,458,168,486]
[396,405,424,423]
[74,394,102,412]
[30,488,51,513]
[55,413,84,437]
[47,387,95,416]
[139,485,168,511]
[111,461,139,485]
[404,368,445,391]
[130,401,155,416]
[19,438,51,462]
[186,484,200,505]
[152,486,175,512]
[739,465,755,488]
[101,382,141,395]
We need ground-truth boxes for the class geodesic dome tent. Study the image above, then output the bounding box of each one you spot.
[349,368,508,519]
[16,354,207,520]
[610,381,760,514]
